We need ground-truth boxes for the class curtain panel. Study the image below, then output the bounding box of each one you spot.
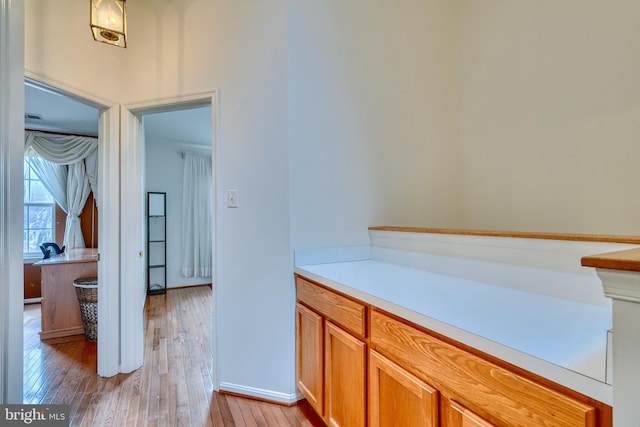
[24,131,99,249]
[181,152,213,278]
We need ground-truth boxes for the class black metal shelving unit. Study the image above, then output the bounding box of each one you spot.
[147,192,167,295]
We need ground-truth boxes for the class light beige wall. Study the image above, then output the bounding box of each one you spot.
[457,0,640,235]
[288,0,462,249]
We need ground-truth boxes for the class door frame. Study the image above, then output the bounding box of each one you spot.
[23,72,122,377]
[121,90,220,387]
[0,0,25,403]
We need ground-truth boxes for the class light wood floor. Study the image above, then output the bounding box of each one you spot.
[23,286,324,427]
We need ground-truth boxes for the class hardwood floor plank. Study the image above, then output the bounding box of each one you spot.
[255,400,281,427]
[236,397,260,427]
[23,286,321,427]
[226,396,248,427]
[246,399,270,427]
[211,393,236,427]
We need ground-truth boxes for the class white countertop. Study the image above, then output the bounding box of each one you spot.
[295,259,612,404]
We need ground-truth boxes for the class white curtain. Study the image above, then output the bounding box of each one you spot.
[25,152,68,209]
[24,131,99,249]
[181,152,212,278]
[64,161,92,249]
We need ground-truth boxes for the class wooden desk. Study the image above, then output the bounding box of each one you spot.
[35,248,98,340]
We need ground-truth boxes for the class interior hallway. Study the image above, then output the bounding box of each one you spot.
[23,286,323,426]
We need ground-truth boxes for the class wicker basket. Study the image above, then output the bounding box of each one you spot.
[73,277,98,342]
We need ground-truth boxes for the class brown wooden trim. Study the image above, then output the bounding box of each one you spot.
[369,226,640,245]
[581,247,640,272]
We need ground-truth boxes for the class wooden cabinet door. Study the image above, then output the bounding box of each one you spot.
[369,350,439,427]
[325,321,366,427]
[296,303,324,415]
[448,401,496,427]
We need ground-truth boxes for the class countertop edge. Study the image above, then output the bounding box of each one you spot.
[581,247,640,272]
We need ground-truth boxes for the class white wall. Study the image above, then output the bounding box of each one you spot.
[288,0,462,250]
[145,137,212,289]
[457,0,640,235]
[26,0,294,399]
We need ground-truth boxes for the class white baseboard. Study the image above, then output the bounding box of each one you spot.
[219,382,299,405]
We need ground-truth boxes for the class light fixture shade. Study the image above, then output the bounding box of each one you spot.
[90,0,127,48]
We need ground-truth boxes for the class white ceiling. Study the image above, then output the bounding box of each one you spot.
[24,83,212,146]
[24,83,100,136]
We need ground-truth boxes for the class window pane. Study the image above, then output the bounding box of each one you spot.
[24,179,30,203]
[23,158,55,255]
[28,230,52,253]
[30,181,53,203]
[28,206,53,230]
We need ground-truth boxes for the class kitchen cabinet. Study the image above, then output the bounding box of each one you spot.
[296,277,367,427]
[369,349,439,427]
[295,274,610,427]
[370,309,599,427]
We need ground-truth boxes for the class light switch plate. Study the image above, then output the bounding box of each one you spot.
[227,189,238,208]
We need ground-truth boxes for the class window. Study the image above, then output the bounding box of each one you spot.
[23,158,55,256]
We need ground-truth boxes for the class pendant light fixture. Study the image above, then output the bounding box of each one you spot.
[90,0,127,48]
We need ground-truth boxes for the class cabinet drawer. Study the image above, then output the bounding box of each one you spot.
[370,310,596,427]
[296,277,366,338]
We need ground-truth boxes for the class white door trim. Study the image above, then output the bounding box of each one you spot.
[122,90,220,389]
[0,0,25,404]
[98,105,122,376]
[119,107,145,373]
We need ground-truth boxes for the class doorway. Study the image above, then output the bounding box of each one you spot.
[22,76,122,381]
[144,106,213,290]
[21,78,125,401]
[121,92,219,387]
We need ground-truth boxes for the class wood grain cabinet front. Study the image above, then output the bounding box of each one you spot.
[369,350,439,427]
[295,303,324,415]
[370,310,600,427]
[447,401,496,427]
[325,321,366,427]
[295,277,367,426]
